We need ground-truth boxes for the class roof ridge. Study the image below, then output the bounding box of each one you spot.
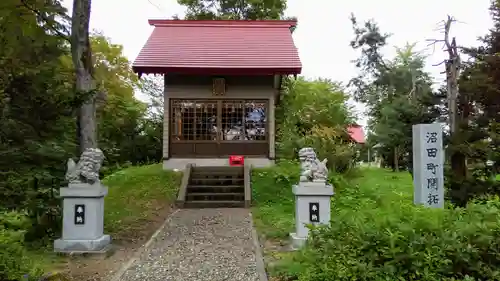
[151,24,292,28]
[148,19,297,28]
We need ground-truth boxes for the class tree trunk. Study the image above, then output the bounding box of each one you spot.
[442,16,467,180]
[394,146,399,172]
[71,0,96,153]
[407,151,414,179]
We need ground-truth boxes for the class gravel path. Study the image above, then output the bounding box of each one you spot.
[118,208,263,281]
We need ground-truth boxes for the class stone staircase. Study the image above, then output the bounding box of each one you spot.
[176,165,251,208]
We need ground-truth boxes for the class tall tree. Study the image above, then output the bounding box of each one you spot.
[90,34,152,165]
[0,0,82,242]
[428,16,468,180]
[140,75,165,120]
[445,0,500,204]
[71,0,97,152]
[349,15,442,173]
[177,0,288,20]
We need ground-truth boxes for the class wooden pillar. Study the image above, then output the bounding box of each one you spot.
[163,77,169,159]
[269,95,275,159]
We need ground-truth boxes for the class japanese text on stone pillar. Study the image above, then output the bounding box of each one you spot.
[424,132,440,206]
[412,123,444,208]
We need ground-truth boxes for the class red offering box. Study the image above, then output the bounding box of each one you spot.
[229,155,244,166]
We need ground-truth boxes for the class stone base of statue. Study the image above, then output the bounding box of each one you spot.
[290,181,334,250]
[54,183,111,253]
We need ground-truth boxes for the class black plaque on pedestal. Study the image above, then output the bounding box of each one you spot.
[309,202,320,222]
[74,204,85,225]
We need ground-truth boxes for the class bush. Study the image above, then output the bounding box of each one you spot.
[303,125,357,173]
[448,177,500,207]
[274,170,500,281]
[275,77,357,173]
[0,211,44,281]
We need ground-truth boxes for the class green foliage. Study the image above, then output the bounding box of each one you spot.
[251,160,299,239]
[1,164,181,280]
[444,0,500,203]
[251,161,353,239]
[0,0,77,245]
[269,169,500,281]
[0,211,44,281]
[91,34,160,166]
[177,0,288,20]
[276,78,357,173]
[0,5,165,278]
[447,176,500,207]
[350,16,443,173]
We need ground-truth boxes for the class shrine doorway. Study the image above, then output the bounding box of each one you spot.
[169,99,269,158]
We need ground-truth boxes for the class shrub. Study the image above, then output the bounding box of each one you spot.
[274,170,500,281]
[447,175,500,207]
[302,125,357,173]
[0,211,44,281]
[275,77,357,173]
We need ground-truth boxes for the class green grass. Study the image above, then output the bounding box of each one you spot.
[347,167,413,202]
[102,164,182,237]
[251,163,417,240]
[251,161,300,239]
[29,164,182,275]
[251,165,417,280]
[254,165,500,280]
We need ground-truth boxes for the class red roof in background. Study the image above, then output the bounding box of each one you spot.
[132,20,302,75]
[348,125,365,144]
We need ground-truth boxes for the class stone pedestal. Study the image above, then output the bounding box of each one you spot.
[54,183,111,253]
[290,181,334,249]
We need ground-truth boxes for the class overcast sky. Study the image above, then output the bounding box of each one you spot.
[61,0,492,126]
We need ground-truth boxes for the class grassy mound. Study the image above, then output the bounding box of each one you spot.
[103,164,182,238]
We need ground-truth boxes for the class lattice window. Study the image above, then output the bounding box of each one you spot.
[221,100,244,140]
[171,100,194,141]
[222,100,267,141]
[195,101,217,140]
[170,99,267,142]
[243,100,267,141]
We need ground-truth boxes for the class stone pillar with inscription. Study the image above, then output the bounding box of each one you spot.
[54,148,111,253]
[290,148,335,249]
[412,123,444,208]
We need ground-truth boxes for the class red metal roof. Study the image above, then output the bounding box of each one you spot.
[348,125,365,144]
[132,20,302,75]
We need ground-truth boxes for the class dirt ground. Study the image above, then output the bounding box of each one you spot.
[258,236,296,281]
[60,204,175,281]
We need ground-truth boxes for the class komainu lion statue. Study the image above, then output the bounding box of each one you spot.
[66,148,105,185]
[298,147,328,182]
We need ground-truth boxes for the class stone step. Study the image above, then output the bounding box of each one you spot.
[190,176,243,180]
[179,166,248,209]
[191,171,244,176]
[183,200,245,208]
[186,192,244,201]
[187,185,243,192]
[189,178,244,185]
[187,184,243,188]
[191,167,244,177]
[191,166,243,172]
